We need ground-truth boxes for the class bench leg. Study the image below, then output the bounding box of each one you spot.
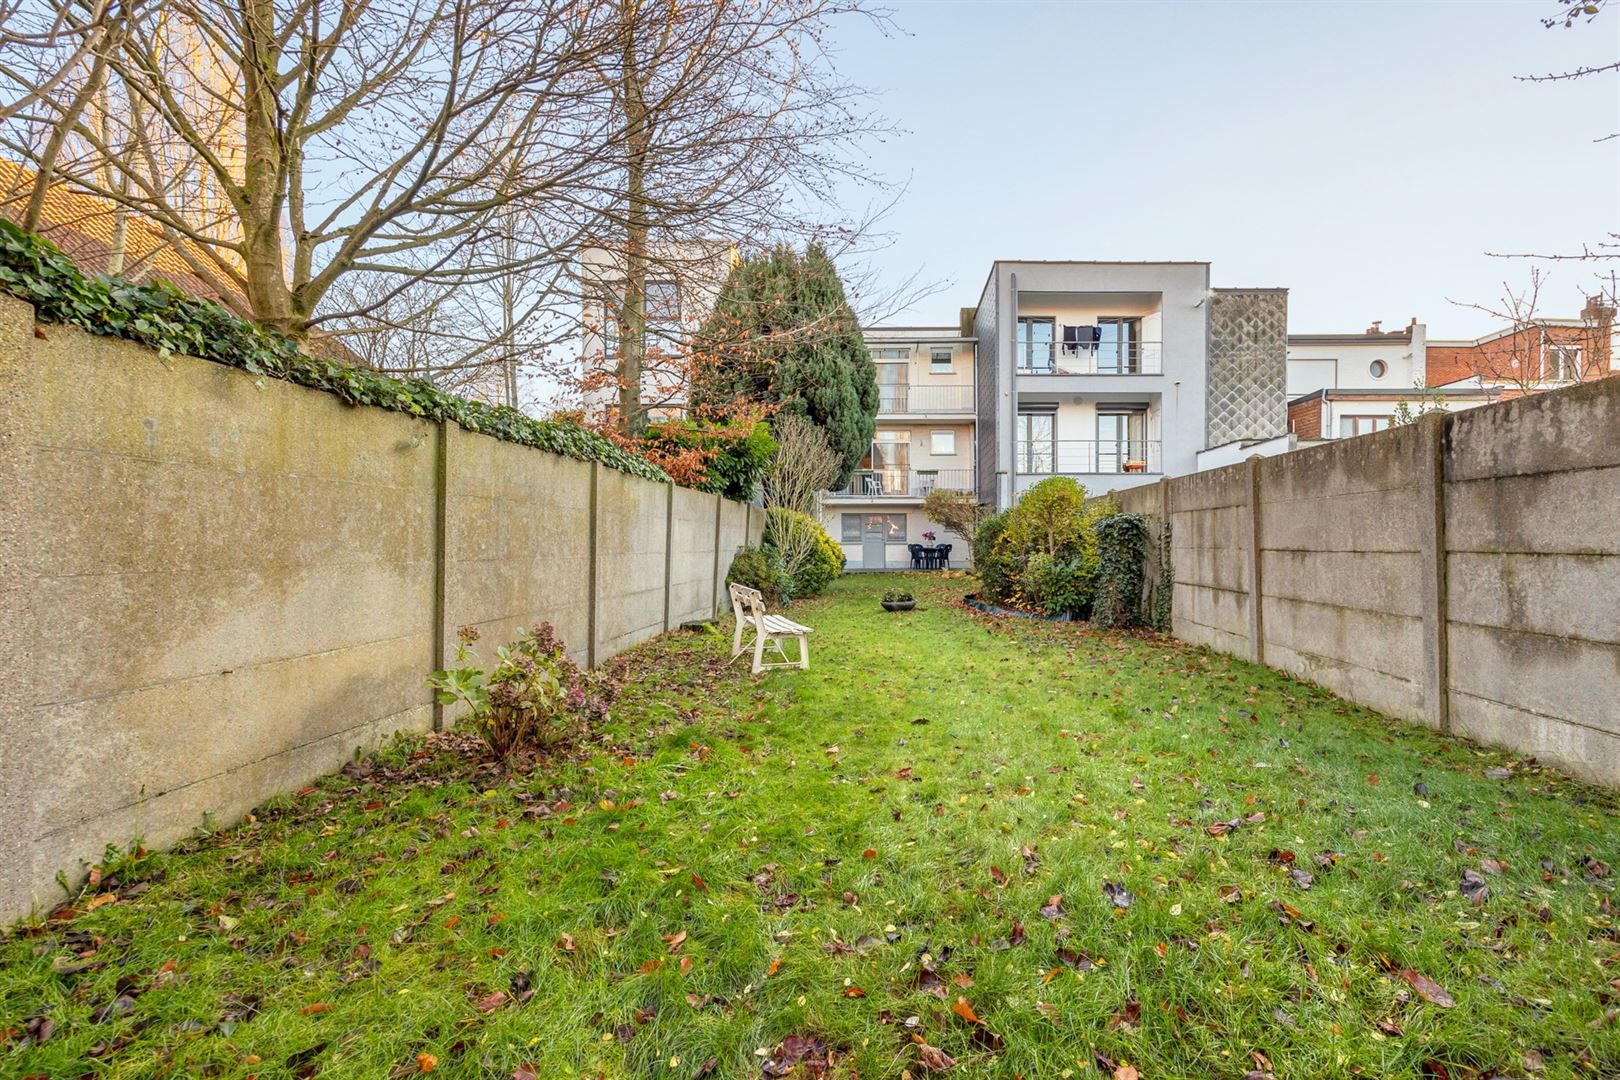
[752,630,767,675]
[798,634,810,670]
[732,614,744,658]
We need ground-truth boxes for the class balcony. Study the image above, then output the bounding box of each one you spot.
[1015,440,1161,476]
[1014,341,1163,376]
[876,383,975,414]
[830,467,975,498]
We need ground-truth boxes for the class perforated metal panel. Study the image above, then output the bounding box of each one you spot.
[1207,290,1288,447]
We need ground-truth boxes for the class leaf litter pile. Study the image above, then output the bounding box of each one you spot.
[2,574,1616,1078]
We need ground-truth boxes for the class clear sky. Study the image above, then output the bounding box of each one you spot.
[825,0,1620,337]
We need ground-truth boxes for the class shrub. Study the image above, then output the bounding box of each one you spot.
[726,545,789,604]
[972,510,1014,601]
[973,479,1118,615]
[921,488,990,540]
[764,507,844,598]
[1092,513,1151,629]
[640,416,777,500]
[427,624,610,759]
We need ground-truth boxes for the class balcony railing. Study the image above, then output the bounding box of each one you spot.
[1014,341,1163,376]
[832,467,975,497]
[1015,440,1161,475]
[876,383,975,413]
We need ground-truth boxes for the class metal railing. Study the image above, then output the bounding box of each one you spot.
[832,467,975,497]
[1014,440,1161,475]
[876,383,975,413]
[1014,341,1163,375]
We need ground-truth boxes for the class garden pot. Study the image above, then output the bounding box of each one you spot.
[881,600,916,612]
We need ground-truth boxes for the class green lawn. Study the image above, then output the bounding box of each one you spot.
[4,573,1617,1080]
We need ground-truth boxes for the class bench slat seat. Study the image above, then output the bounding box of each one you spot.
[729,582,813,674]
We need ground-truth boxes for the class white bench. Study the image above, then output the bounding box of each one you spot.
[729,582,812,674]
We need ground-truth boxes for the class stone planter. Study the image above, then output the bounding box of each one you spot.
[881,600,916,612]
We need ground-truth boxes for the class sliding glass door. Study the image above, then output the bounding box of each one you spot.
[1016,317,1055,373]
[1096,410,1146,473]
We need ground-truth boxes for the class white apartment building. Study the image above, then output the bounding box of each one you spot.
[820,325,978,571]
[970,261,1289,507]
[577,241,735,421]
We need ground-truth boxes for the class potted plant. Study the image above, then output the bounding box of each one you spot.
[881,589,916,612]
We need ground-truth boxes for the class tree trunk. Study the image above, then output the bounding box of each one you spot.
[239,0,297,334]
[615,2,651,437]
[23,45,110,233]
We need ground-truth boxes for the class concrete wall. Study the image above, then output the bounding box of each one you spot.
[1096,376,1620,787]
[0,296,762,921]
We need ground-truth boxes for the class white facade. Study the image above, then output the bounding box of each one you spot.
[820,327,978,570]
[578,240,734,420]
[975,262,1220,508]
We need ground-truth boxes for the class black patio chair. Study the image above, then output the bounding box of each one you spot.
[908,544,926,570]
[935,544,952,570]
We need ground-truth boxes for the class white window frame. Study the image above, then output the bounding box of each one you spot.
[930,347,952,374]
[1545,344,1582,382]
[1338,414,1392,438]
[929,429,956,455]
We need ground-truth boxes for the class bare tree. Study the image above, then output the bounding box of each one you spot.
[762,413,840,515]
[570,0,898,436]
[2,0,626,340]
[1447,266,1617,395]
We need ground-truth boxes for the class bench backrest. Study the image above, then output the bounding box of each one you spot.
[728,581,767,625]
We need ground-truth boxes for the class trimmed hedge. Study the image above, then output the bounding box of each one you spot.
[0,221,670,484]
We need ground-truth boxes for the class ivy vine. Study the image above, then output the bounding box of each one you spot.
[1091,512,1149,630]
[0,221,670,484]
[1152,518,1174,632]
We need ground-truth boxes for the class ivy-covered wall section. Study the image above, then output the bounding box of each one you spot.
[0,222,669,484]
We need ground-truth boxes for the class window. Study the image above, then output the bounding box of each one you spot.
[930,429,956,455]
[1016,317,1055,372]
[1097,317,1143,373]
[844,513,905,540]
[876,362,907,412]
[930,347,953,374]
[1545,345,1582,381]
[874,347,910,360]
[597,282,681,358]
[1016,410,1055,473]
[1368,359,1387,379]
[1339,415,1392,438]
[1096,408,1148,473]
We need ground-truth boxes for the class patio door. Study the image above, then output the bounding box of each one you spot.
[871,430,910,495]
[862,516,887,570]
[876,362,907,413]
[1097,409,1146,473]
[1097,317,1141,373]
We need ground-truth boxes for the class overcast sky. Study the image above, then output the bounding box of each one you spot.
[826,0,1620,337]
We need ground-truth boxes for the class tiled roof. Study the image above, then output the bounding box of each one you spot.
[0,159,245,310]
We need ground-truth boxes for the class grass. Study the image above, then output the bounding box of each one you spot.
[2,573,1617,1080]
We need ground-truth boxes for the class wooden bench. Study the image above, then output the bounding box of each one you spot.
[729,582,812,674]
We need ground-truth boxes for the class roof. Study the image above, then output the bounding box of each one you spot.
[1288,331,1413,346]
[0,159,244,310]
[1288,386,1499,406]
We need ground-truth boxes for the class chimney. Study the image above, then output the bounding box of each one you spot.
[1581,294,1616,325]
[1366,320,1382,334]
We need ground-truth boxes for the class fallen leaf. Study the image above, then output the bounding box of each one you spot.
[474,991,507,1013]
[1399,969,1455,1008]
[1459,870,1488,906]
[1039,895,1064,919]
[951,996,984,1025]
[557,933,576,953]
[1102,882,1134,910]
[989,866,1008,886]
[297,1003,332,1016]
[417,1052,437,1073]
[916,1041,956,1072]
[663,930,688,953]
[1114,1066,1140,1080]
[1217,884,1243,904]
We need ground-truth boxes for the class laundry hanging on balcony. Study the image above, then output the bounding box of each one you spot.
[1062,324,1100,355]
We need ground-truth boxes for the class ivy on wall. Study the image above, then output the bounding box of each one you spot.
[1091,512,1150,630]
[0,222,670,484]
[1152,519,1174,632]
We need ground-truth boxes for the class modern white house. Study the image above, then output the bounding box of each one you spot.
[820,325,979,570]
[968,261,1289,508]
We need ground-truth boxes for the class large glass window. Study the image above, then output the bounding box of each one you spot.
[1097,409,1147,473]
[876,362,908,413]
[1016,411,1055,473]
[930,429,956,455]
[930,347,953,374]
[870,430,910,494]
[1097,317,1142,373]
[1016,317,1055,372]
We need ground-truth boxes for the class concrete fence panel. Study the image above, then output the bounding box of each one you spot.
[1099,375,1620,787]
[0,296,758,921]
